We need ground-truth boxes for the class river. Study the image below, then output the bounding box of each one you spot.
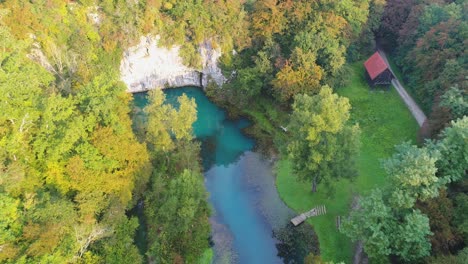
[133,87,317,264]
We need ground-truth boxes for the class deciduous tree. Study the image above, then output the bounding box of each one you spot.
[434,117,468,184]
[384,143,442,209]
[145,169,210,263]
[440,86,468,120]
[287,86,360,192]
[272,48,323,102]
[341,189,432,261]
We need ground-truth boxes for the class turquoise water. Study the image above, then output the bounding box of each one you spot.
[133,87,317,263]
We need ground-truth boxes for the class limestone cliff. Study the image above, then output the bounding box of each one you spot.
[120,35,225,93]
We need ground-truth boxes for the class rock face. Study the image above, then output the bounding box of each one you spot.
[28,47,54,73]
[120,35,225,93]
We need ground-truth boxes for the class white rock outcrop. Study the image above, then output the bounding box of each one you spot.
[27,40,54,73]
[87,6,101,25]
[120,35,225,93]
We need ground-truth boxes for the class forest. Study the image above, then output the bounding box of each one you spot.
[0,0,466,263]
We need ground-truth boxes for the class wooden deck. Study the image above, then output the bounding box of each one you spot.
[290,205,327,226]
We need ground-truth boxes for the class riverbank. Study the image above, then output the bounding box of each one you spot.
[133,87,319,263]
[276,62,419,262]
[202,61,418,262]
[204,84,290,156]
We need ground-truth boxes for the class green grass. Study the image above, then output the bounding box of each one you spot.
[197,248,214,264]
[276,62,419,262]
[241,96,290,150]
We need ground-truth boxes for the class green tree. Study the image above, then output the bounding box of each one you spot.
[0,194,23,261]
[170,93,197,142]
[393,209,433,261]
[144,90,198,152]
[341,189,432,262]
[343,118,468,261]
[145,90,176,152]
[0,7,152,262]
[98,217,143,264]
[386,0,467,134]
[142,89,209,263]
[232,67,264,101]
[292,14,348,76]
[272,48,323,102]
[145,169,210,263]
[384,143,442,209]
[428,248,468,264]
[341,190,392,259]
[453,193,468,245]
[434,117,468,183]
[440,86,468,120]
[287,86,360,192]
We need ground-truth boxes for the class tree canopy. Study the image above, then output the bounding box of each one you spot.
[0,11,152,262]
[342,118,468,262]
[287,86,360,192]
[0,0,465,263]
[380,0,468,136]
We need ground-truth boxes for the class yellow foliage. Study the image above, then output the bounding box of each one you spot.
[25,223,63,257]
[0,243,19,262]
[252,0,287,38]
[163,2,173,10]
[46,161,71,194]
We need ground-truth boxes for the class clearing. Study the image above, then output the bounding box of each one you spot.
[276,62,419,262]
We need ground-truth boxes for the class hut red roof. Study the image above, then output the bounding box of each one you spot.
[364,52,388,80]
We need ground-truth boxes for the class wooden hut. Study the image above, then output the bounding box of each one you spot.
[364,52,394,88]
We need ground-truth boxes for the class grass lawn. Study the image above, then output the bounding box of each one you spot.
[276,62,419,262]
[197,248,213,264]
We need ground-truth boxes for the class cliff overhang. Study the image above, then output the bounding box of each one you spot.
[120,35,225,93]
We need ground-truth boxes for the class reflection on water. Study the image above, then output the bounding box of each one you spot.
[274,223,319,263]
[133,87,318,264]
[206,153,280,263]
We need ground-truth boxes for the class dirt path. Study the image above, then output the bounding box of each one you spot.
[378,50,427,127]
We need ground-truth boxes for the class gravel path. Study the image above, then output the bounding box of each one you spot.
[378,50,427,127]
